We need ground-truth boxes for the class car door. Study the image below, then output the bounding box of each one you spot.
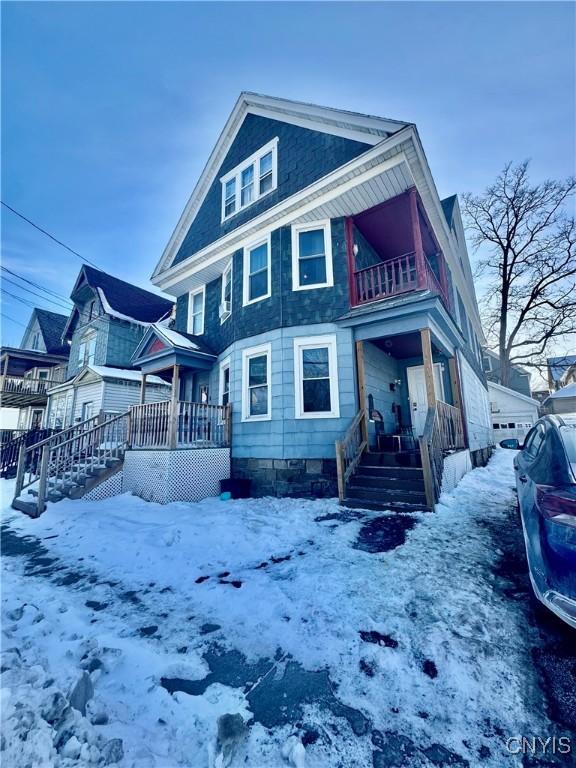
[516,423,547,578]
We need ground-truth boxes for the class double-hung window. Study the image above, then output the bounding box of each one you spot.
[294,335,340,419]
[243,235,271,305]
[220,261,233,322]
[242,343,271,421]
[187,287,205,335]
[220,138,278,221]
[78,333,96,367]
[291,221,333,290]
[220,358,231,407]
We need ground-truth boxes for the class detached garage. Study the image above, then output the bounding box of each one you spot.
[488,381,540,442]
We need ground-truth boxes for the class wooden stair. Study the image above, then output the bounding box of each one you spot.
[342,451,431,513]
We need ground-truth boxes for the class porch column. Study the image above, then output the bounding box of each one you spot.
[1,354,9,397]
[355,341,369,448]
[420,328,436,407]
[410,188,427,290]
[169,364,180,450]
[139,373,147,405]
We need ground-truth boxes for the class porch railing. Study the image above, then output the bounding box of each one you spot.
[1,428,57,478]
[128,401,232,450]
[419,400,466,508]
[14,413,128,513]
[335,408,368,501]
[353,251,450,309]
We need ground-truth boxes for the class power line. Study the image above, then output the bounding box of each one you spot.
[1,312,28,329]
[1,265,73,303]
[1,201,100,268]
[1,276,73,312]
[1,287,56,311]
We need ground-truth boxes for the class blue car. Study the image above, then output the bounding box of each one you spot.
[502,414,576,629]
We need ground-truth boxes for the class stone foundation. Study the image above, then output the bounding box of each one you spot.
[231,458,338,498]
[470,445,493,468]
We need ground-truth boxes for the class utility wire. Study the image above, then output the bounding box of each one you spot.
[1,201,100,268]
[1,265,73,303]
[1,312,28,329]
[1,288,58,312]
[1,276,73,312]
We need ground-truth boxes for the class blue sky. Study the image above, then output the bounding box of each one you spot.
[1,1,574,347]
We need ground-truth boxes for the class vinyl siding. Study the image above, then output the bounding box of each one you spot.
[102,380,170,413]
[459,353,492,451]
[73,382,104,421]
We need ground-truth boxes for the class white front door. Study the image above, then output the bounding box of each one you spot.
[406,364,444,436]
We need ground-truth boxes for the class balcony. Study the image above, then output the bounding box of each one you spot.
[347,188,452,312]
[0,376,55,408]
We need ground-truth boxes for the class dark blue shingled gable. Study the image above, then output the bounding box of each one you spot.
[80,266,173,323]
[172,114,372,266]
[34,309,69,355]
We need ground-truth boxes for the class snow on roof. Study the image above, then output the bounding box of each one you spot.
[153,324,200,350]
[549,382,576,399]
[87,366,169,386]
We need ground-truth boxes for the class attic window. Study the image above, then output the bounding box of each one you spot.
[220,138,278,222]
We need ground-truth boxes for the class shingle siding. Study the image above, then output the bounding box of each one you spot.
[175,219,350,356]
[173,114,371,264]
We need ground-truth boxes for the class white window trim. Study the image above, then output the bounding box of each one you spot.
[293,335,340,419]
[219,355,232,407]
[220,138,279,222]
[241,342,272,422]
[187,285,206,335]
[242,233,272,307]
[291,220,334,291]
[220,260,233,324]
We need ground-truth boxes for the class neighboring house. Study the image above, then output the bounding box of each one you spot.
[482,349,532,397]
[564,362,576,386]
[488,381,540,442]
[128,92,493,507]
[0,308,69,433]
[45,266,174,428]
[547,355,576,391]
[541,383,576,415]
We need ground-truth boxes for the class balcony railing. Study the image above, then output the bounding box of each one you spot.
[352,251,450,310]
[129,401,232,450]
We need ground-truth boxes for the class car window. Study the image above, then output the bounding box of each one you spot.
[560,426,576,463]
[524,425,545,460]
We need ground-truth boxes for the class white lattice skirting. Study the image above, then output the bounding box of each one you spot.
[441,449,472,496]
[122,448,231,504]
[81,470,124,502]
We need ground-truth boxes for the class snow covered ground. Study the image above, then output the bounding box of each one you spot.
[0,449,569,767]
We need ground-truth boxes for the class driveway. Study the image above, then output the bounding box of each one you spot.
[1,449,575,767]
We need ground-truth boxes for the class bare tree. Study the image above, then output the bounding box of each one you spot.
[463,161,576,387]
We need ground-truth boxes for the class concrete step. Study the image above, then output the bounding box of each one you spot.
[345,485,427,505]
[351,474,425,492]
[11,498,40,518]
[343,497,430,513]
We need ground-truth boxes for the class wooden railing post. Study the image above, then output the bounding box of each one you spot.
[36,445,50,516]
[14,442,26,497]
[355,341,369,450]
[419,435,435,510]
[169,365,180,450]
[335,439,345,502]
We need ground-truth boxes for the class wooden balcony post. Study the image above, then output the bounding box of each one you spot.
[420,328,436,407]
[1,353,8,396]
[139,373,147,405]
[355,341,369,449]
[169,364,180,449]
[14,441,26,498]
[345,217,358,307]
[410,189,427,290]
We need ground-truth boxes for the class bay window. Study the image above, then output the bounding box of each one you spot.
[294,335,340,418]
[187,287,205,335]
[242,343,271,421]
[291,221,333,290]
[243,235,271,305]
